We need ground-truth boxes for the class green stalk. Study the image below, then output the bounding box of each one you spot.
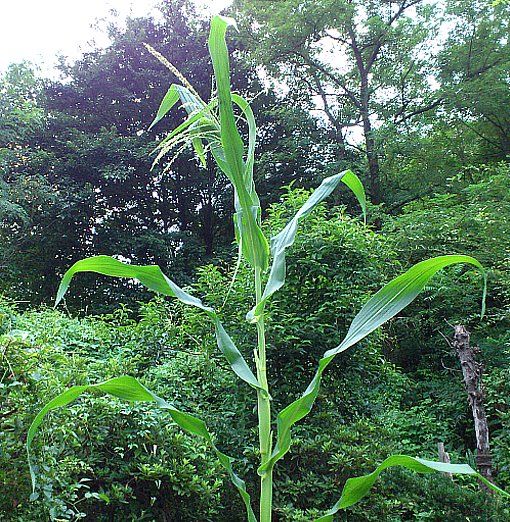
[255,267,273,522]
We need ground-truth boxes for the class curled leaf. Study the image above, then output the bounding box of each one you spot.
[56,256,261,391]
[247,169,367,323]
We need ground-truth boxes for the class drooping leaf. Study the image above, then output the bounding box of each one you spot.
[339,169,366,224]
[27,376,257,522]
[314,455,509,521]
[56,256,261,391]
[259,255,487,474]
[247,169,366,323]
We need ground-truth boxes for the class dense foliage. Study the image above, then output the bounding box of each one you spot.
[0,2,318,307]
[2,192,509,520]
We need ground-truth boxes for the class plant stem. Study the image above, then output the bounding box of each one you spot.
[255,267,272,522]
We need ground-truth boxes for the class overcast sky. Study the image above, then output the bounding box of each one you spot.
[0,0,231,78]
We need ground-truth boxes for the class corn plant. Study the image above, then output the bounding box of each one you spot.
[27,16,508,521]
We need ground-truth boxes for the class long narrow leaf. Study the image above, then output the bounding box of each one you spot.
[231,94,257,200]
[192,136,207,167]
[56,256,261,391]
[208,15,269,271]
[259,255,487,474]
[314,454,509,521]
[247,169,365,323]
[154,108,209,152]
[27,376,257,522]
[151,95,219,164]
[208,16,245,190]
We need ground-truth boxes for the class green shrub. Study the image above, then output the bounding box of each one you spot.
[1,302,233,521]
[3,189,508,520]
[383,163,510,371]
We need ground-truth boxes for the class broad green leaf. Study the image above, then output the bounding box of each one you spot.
[176,83,209,115]
[148,84,180,130]
[208,15,269,271]
[314,454,509,520]
[247,170,365,323]
[234,204,269,273]
[27,376,257,522]
[259,255,487,474]
[56,256,261,391]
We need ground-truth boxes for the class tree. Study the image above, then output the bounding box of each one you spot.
[232,0,441,203]
[0,1,324,306]
[44,1,231,264]
[438,0,510,159]
[0,64,59,298]
[374,0,510,205]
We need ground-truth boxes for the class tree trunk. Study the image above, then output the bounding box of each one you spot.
[359,71,381,204]
[437,442,453,479]
[362,114,380,204]
[452,325,493,486]
[175,166,189,231]
[348,20,382,205]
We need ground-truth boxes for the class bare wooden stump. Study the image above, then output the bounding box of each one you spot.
[452,325,493,487]
[438,442,453,479]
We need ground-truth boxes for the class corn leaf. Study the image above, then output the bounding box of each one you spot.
[208,16,245,189]
[27,376,257,522]
[315,454,509,521]
[340,170,366,223]
[154,108,210,152]
[247,169,365,323]
[152,95,218,164]
[208,15,269,271]
[259,255,487,474]
[192,136,207,167]
[56,256,261,391]
[231,93,257,200]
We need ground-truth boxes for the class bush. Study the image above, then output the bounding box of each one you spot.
[0,302,235,521]
[383,163,510,371]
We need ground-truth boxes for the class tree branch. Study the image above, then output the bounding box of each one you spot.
[394,98,443,124]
